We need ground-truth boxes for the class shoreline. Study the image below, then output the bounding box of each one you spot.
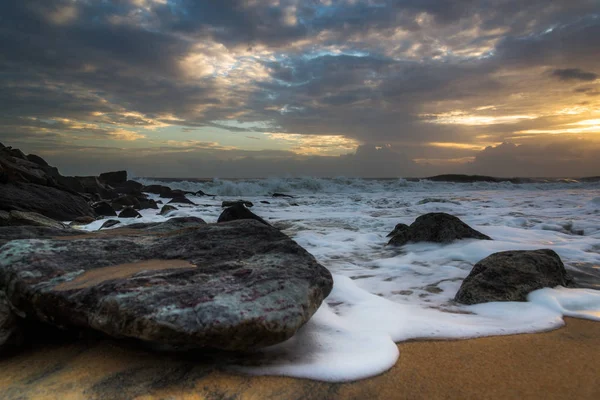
[0,317,598,399]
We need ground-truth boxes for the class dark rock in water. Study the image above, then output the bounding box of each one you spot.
[260,201,271,204]
[122,217,206,233]
[172,189,195,196]
[99,220,121,230]
[422,174,528,184]
[113,180,144,195]
[195,189,215,197]
[143,185,174,198]
[138,198,159,210]
[119,207,142,218]
[454,249,572,305]
[272,193,294,198]
[159,205,177,216]
[0,226,81,248]
[99,171,127,186]
[388,213,491,246]
[111,195,141,211]
[167,195,196,206]
[222,200,253,208]
[386,223,409,238]
[0,220,333,351]
[92,201,117,217]
[0,210,67,229]
[1,183,94,221]
[218,204,270,226]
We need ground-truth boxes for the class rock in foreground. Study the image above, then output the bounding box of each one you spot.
[454,249,572,305]
[388,213,491,246]
[0,220,333,351]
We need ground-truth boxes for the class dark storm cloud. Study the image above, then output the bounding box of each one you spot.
[552,68,598,82]
[1,0,600,177]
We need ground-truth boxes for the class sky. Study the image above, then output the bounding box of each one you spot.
[0,0,599,178]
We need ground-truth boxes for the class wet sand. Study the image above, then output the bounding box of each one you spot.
[0,318,598,399]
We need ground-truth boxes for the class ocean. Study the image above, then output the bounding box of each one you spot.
[80,177,600,382]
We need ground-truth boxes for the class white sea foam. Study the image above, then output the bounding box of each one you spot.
[81,178,600,382]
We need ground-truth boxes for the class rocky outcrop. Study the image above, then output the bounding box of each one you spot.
[454,249,572,305]
[388,213,491,246]
[218,204,270,226]
[0,220,333,351]
[142,185,175,198]
[122,217,206,233]
[0,146,94,220]
[98,171,127,187]
[0,183,94,221]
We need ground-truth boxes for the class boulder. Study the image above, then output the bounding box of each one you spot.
[159,205,177,216]
[222,200,254,208]
[167,195,196,206]
[0,183,94,221]
[111,195,141,211]
[454,249,572,305]
[388,213,491,246]
[218,204,270,226]
[60,176,118,199]
[98,171,127,187]
[1,290,23,351]
[92,201,117,217]
[138,198,159,210]
[0,220,333,351]
[118,207,142,218]
[113,180,144,196]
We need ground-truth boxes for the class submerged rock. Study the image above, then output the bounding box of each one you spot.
[0,220,333,351]
[388,213,491,246]
[99,220,121,230]
[218,204,270,226]
[272,193,294,198]
[454,249,572,305]
[159,205,177,216]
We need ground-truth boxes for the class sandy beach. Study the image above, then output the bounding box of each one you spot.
[0,317,598,400]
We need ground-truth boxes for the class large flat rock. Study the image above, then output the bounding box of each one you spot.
[0,220,333,351]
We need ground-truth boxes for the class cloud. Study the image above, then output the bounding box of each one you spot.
[1,0,600,176]
[552,68,598,82]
